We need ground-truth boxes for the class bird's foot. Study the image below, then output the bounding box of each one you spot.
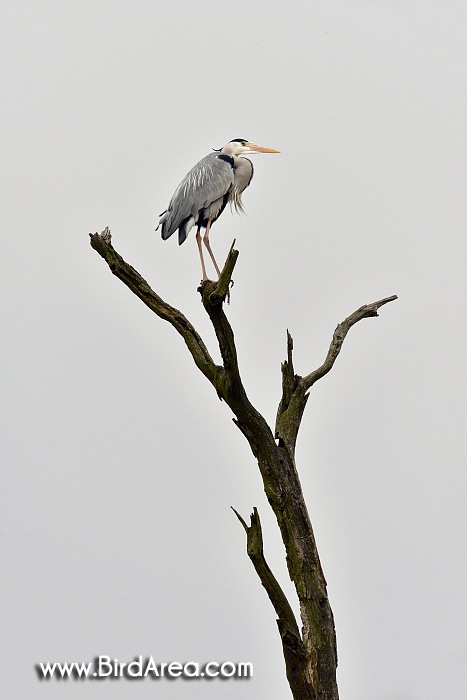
[200,277,217,285]
[198,277,233,304]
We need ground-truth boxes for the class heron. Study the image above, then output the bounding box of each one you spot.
[158,139,279,281]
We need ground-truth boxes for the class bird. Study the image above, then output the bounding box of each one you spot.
[158,139,279,281]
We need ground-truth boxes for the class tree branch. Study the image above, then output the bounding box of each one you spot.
[275,331,307,453]
[89,228,219,386]
[90,230,397,700]
[275,295,397,453]
[232,506,315,700]
[231,506,301,638]
[302,295,398,391]
[201,239,239,304]
[280,331,298,411]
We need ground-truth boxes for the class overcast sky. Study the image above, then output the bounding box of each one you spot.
[2,1,467,698]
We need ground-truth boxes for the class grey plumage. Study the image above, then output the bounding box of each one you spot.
[158,138,279,281]
[159,151,242,245]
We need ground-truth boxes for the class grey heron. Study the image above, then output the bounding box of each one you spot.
[158,139,279,281]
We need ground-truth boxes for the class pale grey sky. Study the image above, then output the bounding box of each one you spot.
[2,1,467,698]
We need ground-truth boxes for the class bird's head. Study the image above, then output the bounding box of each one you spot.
[221,139,280,156]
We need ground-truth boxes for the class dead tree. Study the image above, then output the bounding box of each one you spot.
[90,227,397,700]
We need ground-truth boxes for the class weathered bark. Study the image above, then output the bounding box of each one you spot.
[90,227,397,700]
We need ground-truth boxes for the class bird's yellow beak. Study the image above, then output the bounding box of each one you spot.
[246,142,280,153]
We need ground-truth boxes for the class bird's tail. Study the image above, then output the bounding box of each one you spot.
[159,211,174,240]
[159,213,193,245]
[156,210,166,233]
[178,216,194,245]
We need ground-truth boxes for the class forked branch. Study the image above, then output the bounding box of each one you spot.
[231,507,301,640]
[89,228,219,384]
[232,506,315,699]
[90,227,396,700]
[275,295,397,454]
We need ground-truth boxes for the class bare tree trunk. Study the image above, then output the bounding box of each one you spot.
[90,228,396,699]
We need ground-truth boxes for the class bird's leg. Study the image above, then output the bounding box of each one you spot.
[196,226,209,281]
[203,220,222,279]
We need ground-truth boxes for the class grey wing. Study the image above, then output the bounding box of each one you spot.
[159,153,234,242]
